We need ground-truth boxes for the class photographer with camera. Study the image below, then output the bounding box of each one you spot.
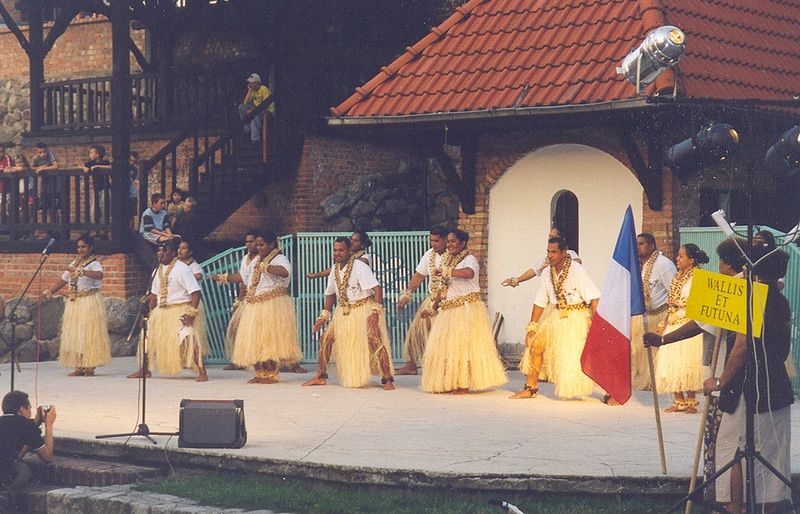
[0,391,56,509]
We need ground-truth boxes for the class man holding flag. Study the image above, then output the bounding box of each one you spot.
[580,205,645,405]
[510,236,600,400]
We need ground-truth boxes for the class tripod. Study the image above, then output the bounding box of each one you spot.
[96,252,178,444]
[0,238,54,392]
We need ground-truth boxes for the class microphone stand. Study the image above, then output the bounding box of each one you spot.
[0,239,54,392]
[96,251,178,443]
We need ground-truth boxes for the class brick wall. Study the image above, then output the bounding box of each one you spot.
[207,134,416,238]
[0,252,149,300]
[0,17,144,81]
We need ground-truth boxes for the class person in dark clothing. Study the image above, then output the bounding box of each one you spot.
[0,391,56,510]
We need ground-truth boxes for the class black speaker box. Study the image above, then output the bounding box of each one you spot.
[179,399,247,449]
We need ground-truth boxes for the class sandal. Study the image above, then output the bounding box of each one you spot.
[509,384,538,399]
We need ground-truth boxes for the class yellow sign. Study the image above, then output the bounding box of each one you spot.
[686,269,768,335]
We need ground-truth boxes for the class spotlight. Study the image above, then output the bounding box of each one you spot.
[665,122,740,178]
[617,26,686,92]
[765,125,800,177]
[711,209,736,238]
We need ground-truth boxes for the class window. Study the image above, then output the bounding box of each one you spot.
[552,190,579,254]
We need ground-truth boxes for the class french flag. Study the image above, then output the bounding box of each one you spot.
[580,206,645,405]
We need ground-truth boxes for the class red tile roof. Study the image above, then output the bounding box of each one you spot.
[330,0,800,121]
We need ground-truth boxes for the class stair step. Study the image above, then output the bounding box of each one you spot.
[20,485,60,514]
[28,455,163,487]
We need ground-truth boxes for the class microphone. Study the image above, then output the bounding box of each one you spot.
[41,238,55,255]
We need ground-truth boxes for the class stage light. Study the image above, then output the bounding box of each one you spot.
[665,123,740,178]
[617,26,686,92]
[765,125,800,177]
[711,209,736,238]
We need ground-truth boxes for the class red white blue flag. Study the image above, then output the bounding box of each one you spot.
[580,205,645,405]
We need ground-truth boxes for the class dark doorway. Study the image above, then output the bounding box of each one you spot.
[552,190,579,254]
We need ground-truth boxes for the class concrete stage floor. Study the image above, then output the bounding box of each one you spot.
[2,357,798,488]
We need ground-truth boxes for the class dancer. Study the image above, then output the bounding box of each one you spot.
[510,236,600,400]
[210,230,258,370]
[127,239,208,381]
[420,229,507,394]
[41,234,111,376]
[653,243,708,413]
[305,230,372,279]
[302,236,394,390]
[630,232,676,390]
[231,231,302,383]
[394,226,448,375]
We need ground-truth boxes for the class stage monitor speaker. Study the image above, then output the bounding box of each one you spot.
[179,399,247,449]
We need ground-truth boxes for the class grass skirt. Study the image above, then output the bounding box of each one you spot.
[59,292,111,369]
[629,308,668,390]
[330,301,394,388]
[519,305,556,380]
[544,309,595,399]
[420,300,507,393]
[224,302,244,359]
[145,303,208,375]
[654,321,704,393]
[401,295,433,365]
[231,295,302,367]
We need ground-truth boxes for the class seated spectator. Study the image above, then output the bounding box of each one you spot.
[0,146,12,214]
[81,145,112,220]
[31,143,58,211]
[169,196,198,242]
[0,391,56,510]
[8,153,32,208]
[237,73,274,144]
[139,193,174,245]
[166,189,185,214]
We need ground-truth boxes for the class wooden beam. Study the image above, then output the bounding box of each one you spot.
[616,126,663,211]
[28,0,45,131]
[129,35,153,72]
[0,1,31,54]
[430,144,476,215]
[110,0,132,244]
[42,6,79,56]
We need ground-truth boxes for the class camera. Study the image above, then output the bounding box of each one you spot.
[40,405,52,414]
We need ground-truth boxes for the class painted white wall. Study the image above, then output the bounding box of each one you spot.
[487,144,644,347]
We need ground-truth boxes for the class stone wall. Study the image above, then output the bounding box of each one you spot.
[0,79,30,146]
[0,294,140,364]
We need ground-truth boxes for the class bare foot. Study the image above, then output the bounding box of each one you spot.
[394,363,418,376]
[261,376,279,384]
[68,368,84,377]
[83,368,95,377]
[450,388,469,395]
[301,374,327,386]
[223,363,244,371]
[602,394,620,406]
[382,380,396,391]
[509,387,538,399]
[196,370,208,382]
[247,375,261,384]
[127,369,151,379]
[287,363,308,373]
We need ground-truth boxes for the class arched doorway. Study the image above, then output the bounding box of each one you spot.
[486,144,644,347]
[552,189,579,254]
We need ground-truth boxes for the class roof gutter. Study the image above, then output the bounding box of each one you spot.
[326,98,653,126]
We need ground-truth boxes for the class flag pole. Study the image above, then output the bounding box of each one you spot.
[684,328,723,514]
[643,315,668,475]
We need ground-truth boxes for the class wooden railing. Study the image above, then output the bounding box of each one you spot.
[0,168,121,241]
[39,66,247,132]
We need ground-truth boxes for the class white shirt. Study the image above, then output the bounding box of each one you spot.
[239,253,258,289]
[325,259,379,303]
[414,248,445,294]
[186,260,203,281]
[61,260,103,291]
[534,260,600,309]
[359,252,373,269]
[150,260,201,305]
[445,254,480,299]
[643,253,676,310]
[254,254,292,293]
[532,249,580,275]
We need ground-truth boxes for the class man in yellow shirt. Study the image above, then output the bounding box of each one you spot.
[238,73,274,144]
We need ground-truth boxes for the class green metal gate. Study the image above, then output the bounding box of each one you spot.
[680,226,800,395]
[200,231,430,364]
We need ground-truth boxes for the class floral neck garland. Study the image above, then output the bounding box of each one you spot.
[157,258,178,307]
[334,255,357,313]
[667,267,693,312]
[642,251,660,310]
[246,248,281,302]
[352,250,366,262]
[550,253,573,316]
[68,255,97,294]
[438,249,469,299]
[429,250,446,295]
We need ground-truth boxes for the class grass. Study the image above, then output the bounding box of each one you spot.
[137,470,681,513]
